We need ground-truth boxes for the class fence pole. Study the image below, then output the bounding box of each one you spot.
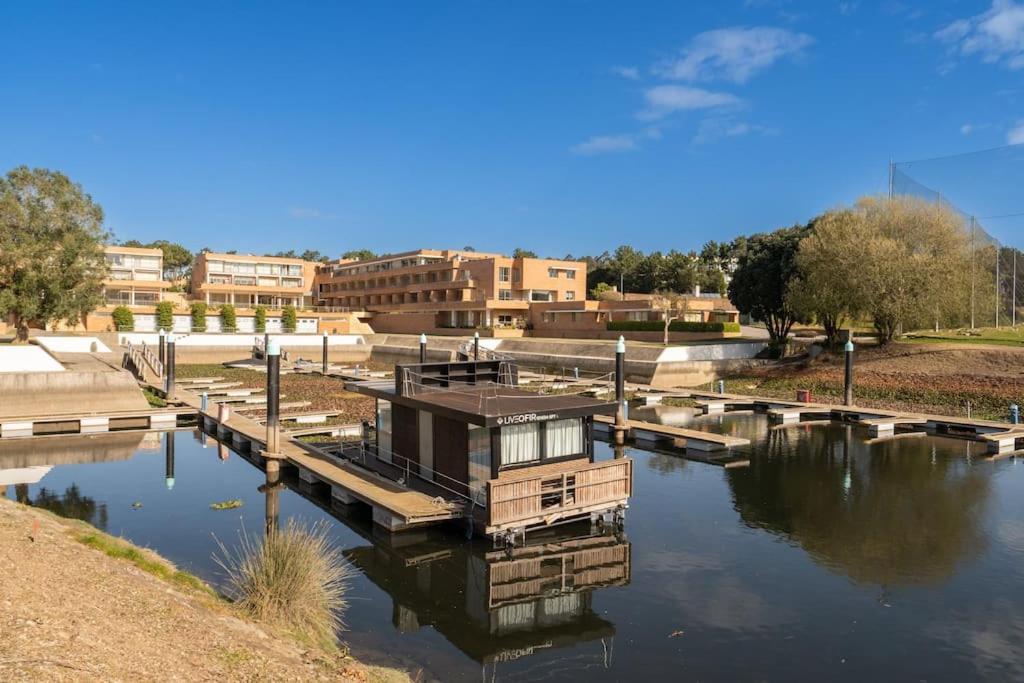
[971,216,977,329]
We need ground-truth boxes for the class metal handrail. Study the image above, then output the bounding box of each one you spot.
[337,441,481,505]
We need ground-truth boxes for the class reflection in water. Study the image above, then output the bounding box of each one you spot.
[274,467,630,678]
[727,422,991,586]
[29,484,109,530]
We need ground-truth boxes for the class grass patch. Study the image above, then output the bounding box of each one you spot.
[210,499,244,510]
[903,327,1024,348]
[142,387,167,408]
[75,531,214,596]
[215,520,351,652]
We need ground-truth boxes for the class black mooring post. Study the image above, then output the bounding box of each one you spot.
[165,431,175,491]
[322,331,329,375]
[165,334,176,400]
[263,332,269,359]
[614,335,626,443]
[158,329,166,365]
[266,340,281,453]
[473,331,480,360]
[419,333,427,364]
[844,338,855,407]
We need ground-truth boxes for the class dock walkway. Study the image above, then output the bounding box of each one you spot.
[175,388,463,530]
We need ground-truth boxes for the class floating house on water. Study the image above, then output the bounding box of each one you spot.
[344,358,633,542]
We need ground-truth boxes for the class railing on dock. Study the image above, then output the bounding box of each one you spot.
[124,341,163,381]
[487,458,632,533]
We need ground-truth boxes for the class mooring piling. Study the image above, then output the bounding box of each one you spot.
[473,331,480,360]
[158,328,166,366]
[844,339,855,406]
[615,335,626,445]
[265,339,281,455]
[164,333,176,401]
[419,333,427,364]
[322,330,329,375]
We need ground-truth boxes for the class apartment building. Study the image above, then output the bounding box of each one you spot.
[190,252,317,309]
[314,249,586,333]
[102,245,170,307]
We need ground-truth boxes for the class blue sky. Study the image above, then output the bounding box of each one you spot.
[2,0,1024,255]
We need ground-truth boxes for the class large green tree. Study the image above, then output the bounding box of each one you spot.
[727,224,810,348]
[0,167,108,341]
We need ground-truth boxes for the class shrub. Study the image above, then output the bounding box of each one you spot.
[282,305,297,333]
[254,305,267,333]
[214,520,350,651]
[220,304,236,332]
[606,320,741,333]
[111,306,134,331]
[156,301,174,330]
[190,301,208,332]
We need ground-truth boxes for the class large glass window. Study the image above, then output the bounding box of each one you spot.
[500,423,540,466]
[377,400,392,463]
[468,425,491,505]
[498,267,511,282]
[545,418,585,459]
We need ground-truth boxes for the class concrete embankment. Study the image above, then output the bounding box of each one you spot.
[367,334,769,387]
[114,332,373,365]
[0,352,150,420]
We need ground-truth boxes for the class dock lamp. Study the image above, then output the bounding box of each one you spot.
[844,339,855,407]
[473,331,480,360]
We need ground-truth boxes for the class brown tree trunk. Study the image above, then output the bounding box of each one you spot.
[13,315,30,344]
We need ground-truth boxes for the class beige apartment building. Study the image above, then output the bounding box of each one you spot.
[191,252,317,309]
[314,249,586,333]
[102,245,170,307]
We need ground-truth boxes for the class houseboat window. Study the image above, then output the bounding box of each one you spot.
[545,418,585,459]
[500,423,540,466]
[467,425,491,505]
[376,400,392,463]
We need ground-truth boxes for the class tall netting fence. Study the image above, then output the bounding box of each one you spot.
[891,145,1024,330]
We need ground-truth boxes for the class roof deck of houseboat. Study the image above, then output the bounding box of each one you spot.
[348,378,619,426]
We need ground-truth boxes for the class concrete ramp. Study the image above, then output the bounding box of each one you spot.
[0,367,150,420]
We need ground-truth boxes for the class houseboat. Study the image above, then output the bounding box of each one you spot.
[344,358,633,542]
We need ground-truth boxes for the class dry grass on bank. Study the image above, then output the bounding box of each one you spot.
[177,364,376,423]
[215,520,352,653]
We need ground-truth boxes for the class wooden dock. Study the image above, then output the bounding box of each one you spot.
[0,406,195,439]
[175,388,464,531]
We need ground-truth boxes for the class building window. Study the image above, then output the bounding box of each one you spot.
[499,289,512,301]
[566,270,576,279]
[530,290,553,302]
[548,268,558,278]
[570,312,577,322]
[499,267,511,282]
[497,314,514,326]
[545,418,585,459]
[565,291,575,301]
[500,423,540,466]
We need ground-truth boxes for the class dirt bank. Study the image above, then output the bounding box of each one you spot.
[725,342,1024,421]
[0,498,409,682]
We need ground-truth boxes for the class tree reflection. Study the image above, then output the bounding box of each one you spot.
[727,425,990,586]
[29,484,109,531]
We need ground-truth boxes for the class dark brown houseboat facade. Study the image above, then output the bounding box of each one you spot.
[345,359,633,540]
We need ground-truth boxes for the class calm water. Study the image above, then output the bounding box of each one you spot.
[3,413,1024,682]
